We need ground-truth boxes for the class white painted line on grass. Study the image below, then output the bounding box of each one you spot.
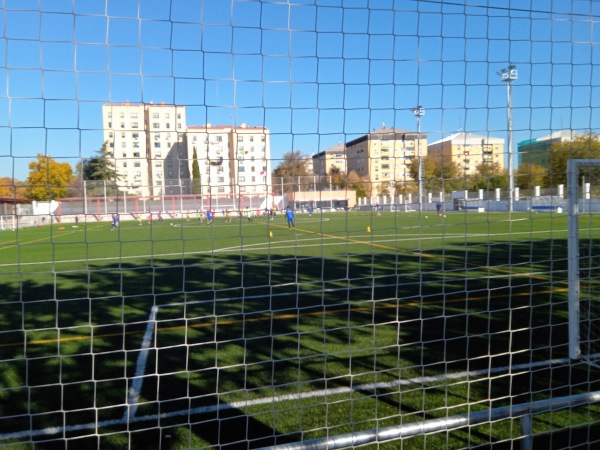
[123,305,158,421]
[0,357,580,442]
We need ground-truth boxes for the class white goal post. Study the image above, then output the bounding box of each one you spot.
[568,159,600,361]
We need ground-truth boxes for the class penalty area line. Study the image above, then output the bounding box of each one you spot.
[0,357,576,442]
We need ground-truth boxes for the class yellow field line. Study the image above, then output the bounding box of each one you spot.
[3,287,566,348]
[0,224,105,252]
[270,221,550,282]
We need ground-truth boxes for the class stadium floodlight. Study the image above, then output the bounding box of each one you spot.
[411,106,425,212]
[498,64,518,213]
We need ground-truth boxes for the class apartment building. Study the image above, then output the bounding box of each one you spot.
[312,144,347,176]
[427,132,504,175]
[102,103,188,197]
[186,122,272,197]
[345,126,427,194]
[517,130,588,168]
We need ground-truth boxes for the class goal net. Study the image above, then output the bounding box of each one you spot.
[1,1,600,449]
[568,160,600,363]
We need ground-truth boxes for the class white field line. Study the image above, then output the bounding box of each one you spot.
[0,227,577,269]
[123,305,158,421]
[0,357,580,441]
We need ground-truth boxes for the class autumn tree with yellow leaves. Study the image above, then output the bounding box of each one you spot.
[25,154,73,201]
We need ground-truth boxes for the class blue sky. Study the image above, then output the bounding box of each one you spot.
[1,0,599,180]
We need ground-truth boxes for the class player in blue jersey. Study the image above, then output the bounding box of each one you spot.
[285,206,295,230]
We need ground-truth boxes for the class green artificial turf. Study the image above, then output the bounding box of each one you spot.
[0,210,599,448]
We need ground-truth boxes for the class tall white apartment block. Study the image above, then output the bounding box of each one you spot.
[186,122,272,198]
[102,103,188,197]
[233,122,272,197]
[187,124,235,195]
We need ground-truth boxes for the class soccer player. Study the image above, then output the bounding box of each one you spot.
[206,210,213,225]
[285,205,295,230]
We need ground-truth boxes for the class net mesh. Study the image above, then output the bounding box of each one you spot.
[0,1,599,449]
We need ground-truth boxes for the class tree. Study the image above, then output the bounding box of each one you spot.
[272,151,309,194]
[516,163,547,189]
[346,170,371,198]
[192,148,202,195]
[546,134,600,187]
[83,141,120,196]
[25,154,73,201]
[408,155,464,193]
[0,177,26,199]
[468,162,508,191]
[329,166,346,189]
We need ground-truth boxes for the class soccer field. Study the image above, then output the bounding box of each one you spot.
[0,210,599,448]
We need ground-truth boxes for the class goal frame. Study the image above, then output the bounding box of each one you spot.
[568,159,600,361]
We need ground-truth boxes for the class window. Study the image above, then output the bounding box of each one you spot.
[251,176,256,182]
[107,112,112,118]
[177,124,181,129]
[132,122,138,128]
[155,161,162,167]
[216,136,222,142]
[123,162,127,167]
[133,152,140,158]
[239,176,245,182]
[153,113,159,119]
[133,142,140,148]
[156,171,162,177]
[155,152,161,158]
[166,123,170,129]
[109,132,113,138]
[153,123,159,128]
[239,186,246,192]
[156,181,162,186]
[134,163,141,168]
[154,142,161,148]
[168,161,173,167]
[120,112,125,118]
[238,135,244,142]
[165,113,170,119]
[168,170,173,177]
[250,136,254,142]
[218,177,224,183]
[178,152,183,158]
[108,122,112,127]
[261,136,265,142]
[122,152,127,158]
[177,113,181,119]
[135,171,141,176]
[132,133,139,139]
[131,112,138,118]
[121,132,126,138]
[121,142,126,148]
[218,187,225,193]
[238,166,245,172]
[120,122,125,128]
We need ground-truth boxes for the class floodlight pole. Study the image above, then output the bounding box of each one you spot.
[412,106,425,212]
[499,65,517,213]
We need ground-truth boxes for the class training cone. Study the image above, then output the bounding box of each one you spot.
[367,226,371,233]
[269,231,273,238]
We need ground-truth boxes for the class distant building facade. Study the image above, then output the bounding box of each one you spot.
[102,103,188,197]
[186,122,272,197]
[102,104,271,198]
[427,132,505,175]
[345,126,427,194]
[517,130,588,168]
[312,144,347,176]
